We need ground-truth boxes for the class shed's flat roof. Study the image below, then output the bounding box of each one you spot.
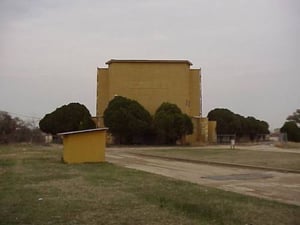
[106,59,193,66]
[58,128,108,136]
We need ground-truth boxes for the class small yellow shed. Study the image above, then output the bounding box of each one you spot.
[59,128,108,164]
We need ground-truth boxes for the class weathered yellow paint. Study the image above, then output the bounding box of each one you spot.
[97,68,109,126]
[189,69,202,116]
[186,117,201,144]
[208,121,217,143]
[97,59,200,118]
[199,117,209,143]
[60,128,107,164]
[96,59,215,145]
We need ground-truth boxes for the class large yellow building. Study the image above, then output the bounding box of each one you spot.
[96,59,216,144]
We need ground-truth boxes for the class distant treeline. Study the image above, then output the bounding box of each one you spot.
[0,111,44,144]
[208,108,269,141]
[38,99,193,145]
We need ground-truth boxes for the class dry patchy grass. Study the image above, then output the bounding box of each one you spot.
[0,144,299,225]
[138,148,300,171]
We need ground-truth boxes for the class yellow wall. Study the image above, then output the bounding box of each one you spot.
[97,60,201,120]
[189,69,201,116]
[208,121,217,143]
[95,59,215,145]
[200,117,208,143]
[186,117,200,144]
[97,68,109,126]
[62,129,106,164]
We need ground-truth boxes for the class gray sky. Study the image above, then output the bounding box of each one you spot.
[0,0,299,130]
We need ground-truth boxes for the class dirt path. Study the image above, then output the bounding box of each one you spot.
[207,144,300,154]
[106,148,300,206]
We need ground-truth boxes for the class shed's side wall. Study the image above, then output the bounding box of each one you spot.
[63,131,106,163]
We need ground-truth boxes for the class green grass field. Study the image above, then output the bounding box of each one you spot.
[0,144,299,225]
[137,148,300,171]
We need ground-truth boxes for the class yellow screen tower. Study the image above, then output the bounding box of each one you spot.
[96,59,216,145]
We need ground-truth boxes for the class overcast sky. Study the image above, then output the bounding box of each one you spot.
[0,0,299,130]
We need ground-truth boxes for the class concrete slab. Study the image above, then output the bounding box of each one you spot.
[106,148,300,206]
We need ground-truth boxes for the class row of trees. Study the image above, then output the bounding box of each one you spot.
[207,108,269,141]
[104,96,193,144]
[0,111,44,144]
[280,109,300,142]
[38,99,193,145]
[8,100,298,145]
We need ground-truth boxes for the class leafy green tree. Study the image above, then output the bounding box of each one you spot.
[39,103,95,135]
[280,121,300,142]
[287,109,300,126]
[103,96,152,144]
[181,114,194,136]
[245,117,261,141]
[153,103,193,144]
[207,108,237,134]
